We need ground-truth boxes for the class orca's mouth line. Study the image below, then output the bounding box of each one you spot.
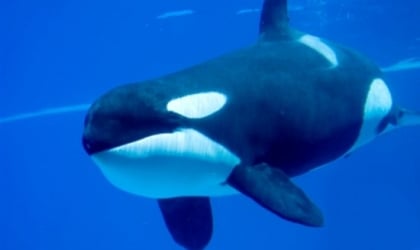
[0,57,419,125]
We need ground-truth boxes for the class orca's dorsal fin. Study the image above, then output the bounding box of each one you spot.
[259,0,293,40]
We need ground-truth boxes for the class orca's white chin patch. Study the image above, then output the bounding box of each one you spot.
[91,129,240,198]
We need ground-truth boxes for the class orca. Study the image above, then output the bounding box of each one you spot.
[82,0,420,249]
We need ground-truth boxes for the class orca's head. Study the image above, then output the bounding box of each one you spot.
[82,84,181,155]
[82,85,240,198]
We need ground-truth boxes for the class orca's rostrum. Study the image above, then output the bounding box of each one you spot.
[82,0,420,249]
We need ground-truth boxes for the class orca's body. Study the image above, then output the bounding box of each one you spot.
[82,0,420,249]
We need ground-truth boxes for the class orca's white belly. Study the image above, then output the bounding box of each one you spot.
[92,129,240,198]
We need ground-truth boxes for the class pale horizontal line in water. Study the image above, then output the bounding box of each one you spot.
[381,58,420,72]
[236,8,260,15]
[0,104,90,124]
[156,10,195,19]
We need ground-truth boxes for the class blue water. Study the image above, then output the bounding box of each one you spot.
[1,0,420,249]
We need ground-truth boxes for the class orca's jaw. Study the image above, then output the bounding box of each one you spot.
[91,128,240,198]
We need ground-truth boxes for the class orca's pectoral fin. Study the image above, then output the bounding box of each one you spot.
[158,197,213,250]
[227,163,323,227]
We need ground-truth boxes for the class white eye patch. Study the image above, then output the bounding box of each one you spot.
[166,92,227,118]
[298,34,339,67]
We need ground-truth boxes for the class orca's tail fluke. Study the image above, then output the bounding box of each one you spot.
[385,108,420,133]
[395,108,420,127]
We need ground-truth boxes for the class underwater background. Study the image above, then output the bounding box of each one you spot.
[1,0,420,249]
